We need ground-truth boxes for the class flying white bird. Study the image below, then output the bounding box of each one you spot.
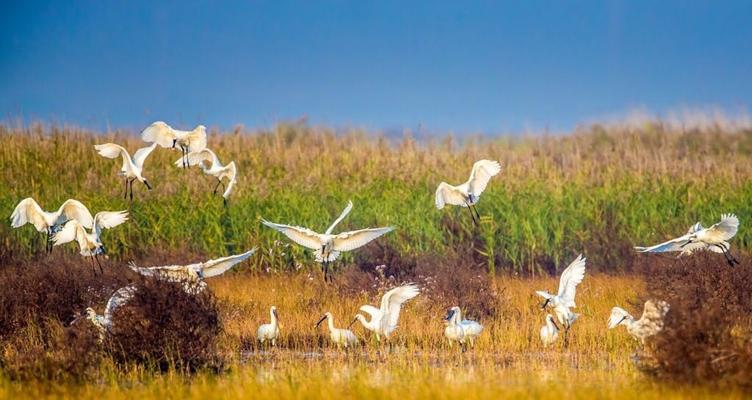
[316,312,360,350]
[53,210,128,273]
[443,306,483,351]
[9,197,94,253]
[261,201,394,282]
[128,249,256,293]
[539,314,560,347]
[175,148,237,205]
[141,121,208,168]
[536,254,586,344]
[635,214,740,266]
[435,160,502,224]
[608,300,670,344]
[350,284,419,343]
[81,285,136,342]
[94,142,157,201]
[257,306,280,348]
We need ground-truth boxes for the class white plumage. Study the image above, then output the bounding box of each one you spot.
[535,254,586,338]
[257,306,280,347]
[539,314,560,347]
[350,284,419,342]
[435,160,501,224]
[608,300,670,344]
[141,121,207,168]
[9,197,94,253]
[53,210,128,271]
[316,312,360,349]
[443,306,483,351]
[94,142,157,200]
[84,285,136,341]
[175,148,237,202]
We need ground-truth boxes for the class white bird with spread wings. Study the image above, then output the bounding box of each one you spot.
[94,142,157,201]
[141,121,207,168]
[175,148,237,204]
[10,197,94,253]
[435,160,501,224]
[53,210,128,273]
[349,284,419,342]
[81,285,136,342]
[536,254,586,344]
[608,300,670,344]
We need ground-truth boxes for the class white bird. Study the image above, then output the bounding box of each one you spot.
[141,121,208,168]
[82,285,136,342]
[435,160,502,224]
[94,142,157,201]
[9,197,94,253]
[316,312,360,350]
[635,214,740,266]
[261,201,394,282]
[539,314,560,347]
[608,300,670,344]
[257,306,280,347]
[128,249,256,293]
[52,210,129,273]
[350,284,419,343]
[175,148,237,205]
[443,306,483,351]
[536,254,586,343]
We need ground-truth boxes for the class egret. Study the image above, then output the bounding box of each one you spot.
[316,312,360,350]
[52,210,128,274]
[257,306,280,348]
[141,121,207,168]
[435,160,501,225]
[349,284,419,345]
[443,306,483,351]
[539,314,560,347]
[9,197,94,253]
[608,300,670,344]
[94,142,157,201]
[80,285,136,341]
[261,201,394,282]
[175,148,237,205]
[536,254,586,345]
[635,214,740,266]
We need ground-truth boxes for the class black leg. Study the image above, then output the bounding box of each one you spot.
[212,178,222,195]
[129,179,134,202]
[95,254,104,274]
[123,177,128,199]
[464,201,478,225]
[471,204,481,221]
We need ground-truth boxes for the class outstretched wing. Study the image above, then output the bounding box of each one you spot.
[197,248,256,278]
[557,254,586,308]
[222,162,237,199]
[634,233,693,253]
[184,126,207,153]
[10,197,47,231]
[56,199,94,229]
[261,219,324,250]
[325,200,354,235]
[704,214,739,242]
[608,307,630,329]
[52,220,87,248]
[435,182,467,209]
[132,143,157,169]
[380,284,420,327]
[359,304,381,320]
[642,300,669,320]
[466,160,501,197]
[127,261,186,276]
[332,227,394,252]
[93,211,128,237]
[140,121,175,148]
[94,143,130,171]
[104,285,136,320]
[176,148,218,169]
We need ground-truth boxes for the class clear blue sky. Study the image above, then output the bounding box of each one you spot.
[1,1,751,134]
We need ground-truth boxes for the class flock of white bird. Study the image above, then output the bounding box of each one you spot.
[8,125,743,351]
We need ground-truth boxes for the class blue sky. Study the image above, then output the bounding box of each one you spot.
[1,1,751,134]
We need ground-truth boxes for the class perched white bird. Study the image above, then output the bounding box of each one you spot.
[9,197,94,253]
[350,284,419,343]
[635,214,740,266]
[257,306,280,347]
[94,142,157,201]
[443,306,483,351]
[435,160,502,224]
[261,201,394,282]
[141,121,207,168]
[539,314,560,347]
[536,254,586,342]
[175,148,237,205]
[82,285,136,341]
[53,210,129,273]
[316,312,360,349]
[608,300,670,344]
[128,249,256,293]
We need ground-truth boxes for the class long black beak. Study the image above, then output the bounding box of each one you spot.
[273,309,279,320]
[616,316,627,326]
[443,309,455,321]
[348,317,358,328]
[541,299,550,310]
[315,315,327,328]
[143,180,152,190]
[551,319,560,330]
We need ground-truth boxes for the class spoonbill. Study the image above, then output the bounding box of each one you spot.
[635,214,740,266]
[443,306,483,351]
[52,210,128,274]
[608,300,670,344]
[261,201,394,282]
[257,306,280,348]
[9,197,94,253]
[349,284,419,344]
[536,254,586,344]
[435,160,502,225]
[141,121,207,168]
[175,148,237,205]
[80,285,136,341]
[94,142,157,201]
[539,314,560,347]
[316,312,360,350]
[128,249,256,293]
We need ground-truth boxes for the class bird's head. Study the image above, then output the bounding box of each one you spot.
[271,306,278,320]
[85,307,97,319]
[443,306,459,322]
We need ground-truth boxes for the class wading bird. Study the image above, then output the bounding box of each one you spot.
[80,285,136,342]
[316,312,360,350]
[257,306,280,348]
[141,121,207,168]
[608,300,670,344]
[175,148,237,205]
[540,314,560,347]
[94,142,157,201]
[536,254,586,345]
[435,160,502,225]
[128,249,256,293]
[443,306,483,351]
[261,201,394,282]
[9,197,94,253]
[635,214,740,266]
[52,210,128,274]
[350,284,419,344]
